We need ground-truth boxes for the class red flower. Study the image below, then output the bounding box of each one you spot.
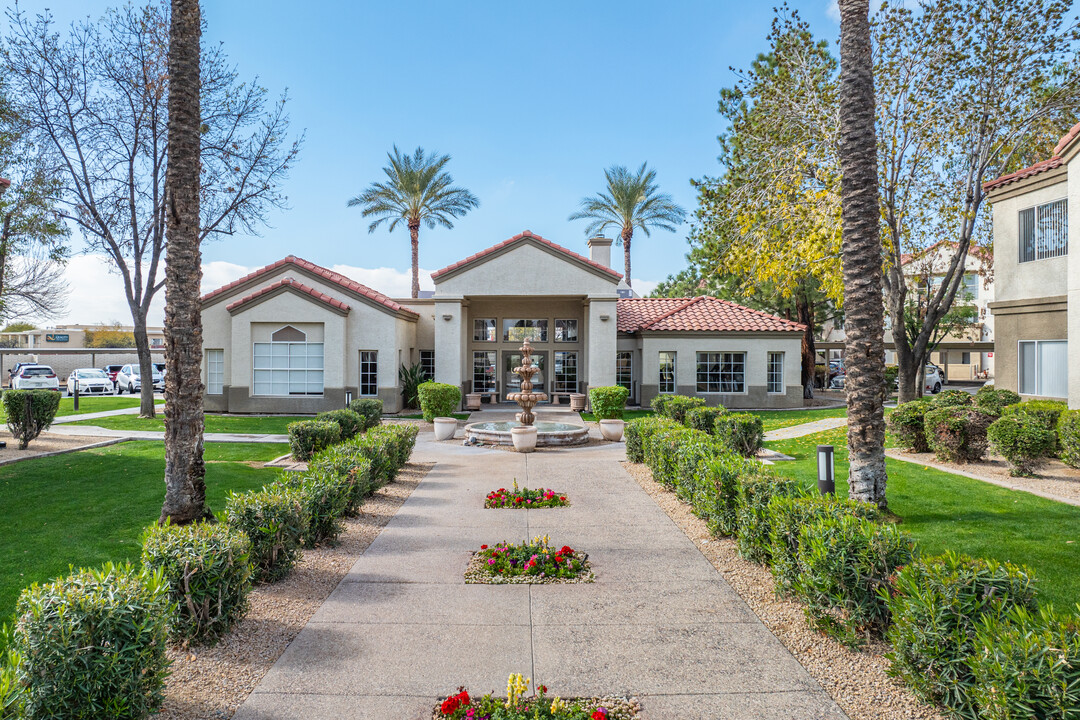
[560,546,574,555]
[456,690,471,706]
[591,711,607,720]
[539,684,548,694]
[440,696,459,714]
[480,545,488,550]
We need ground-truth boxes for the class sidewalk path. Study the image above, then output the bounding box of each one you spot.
[232,433,846,719]
[52,404,165,424]
[763,417,848,442]
[44,424,288,444]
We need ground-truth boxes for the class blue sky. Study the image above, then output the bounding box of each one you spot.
[12,0,843,324]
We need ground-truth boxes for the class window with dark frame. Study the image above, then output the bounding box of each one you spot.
[473,318,496,342]
[658,351,676,393]
[473,351,496,393]
[554,351,578,393]
[419,350,435,381]
[554,319,578,342]
[503,318,548,342]
[1019,199,1068,263]
[616,351,633,393]
[359,351,378,396]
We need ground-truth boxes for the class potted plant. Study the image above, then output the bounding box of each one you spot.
[589,385,629,441]
[433,416,458,441]
[510,425,537,452]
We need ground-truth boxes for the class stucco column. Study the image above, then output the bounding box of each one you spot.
[586,298,618,389]
[1070,161,1080,409]
[434,298,464,388]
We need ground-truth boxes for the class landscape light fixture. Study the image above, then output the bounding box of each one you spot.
[816,445,835,495]
[345,390,353,407]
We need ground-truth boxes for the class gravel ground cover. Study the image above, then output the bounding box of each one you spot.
[155,461,432,720]
[622,460,943,720]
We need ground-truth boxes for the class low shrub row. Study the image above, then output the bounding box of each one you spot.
[648,394,763,457]
[626,415,1079,718]
[1,420,418,719]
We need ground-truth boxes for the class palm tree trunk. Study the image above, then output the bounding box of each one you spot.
[160,0,210,525]
[408,218,420,299]
[838,0,888,510]
[621,226,633,287]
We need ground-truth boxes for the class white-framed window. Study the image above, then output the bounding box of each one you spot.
[473,351,496,393]
[697,352,746,393]
[767,352,784,394]
[359,350,378,396]
[253,339,323,396]
[1018,340,1067,398]
[473,318,496,342]
[206,349,224,395]
[554,351,578,393]
[658,351,676,394]
[616,351,633,393]
[419,350,435,381]
[554,319,578,343]
[1019,199,1068,263]
[503,318,548,342]
[961,273,979,300]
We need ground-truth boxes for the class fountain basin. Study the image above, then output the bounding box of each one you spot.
[464,420,589,447]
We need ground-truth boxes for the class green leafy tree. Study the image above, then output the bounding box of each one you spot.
[1,321,34,332]
[349,146,479,299]
[569,163,686,287]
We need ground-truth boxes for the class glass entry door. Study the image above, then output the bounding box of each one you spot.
[503,351,547,395]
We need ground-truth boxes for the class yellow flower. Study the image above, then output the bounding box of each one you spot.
[551,697,566,713]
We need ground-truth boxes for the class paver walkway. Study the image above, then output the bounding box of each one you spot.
[233,429,847,719]
[42,424,289,444]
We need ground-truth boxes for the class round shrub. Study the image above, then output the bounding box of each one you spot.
[348,397,383,430]
[140,521,254,642]
[2,388,61,449]
[625,416,677,464]
[685,405,726,434]
[224,485,306,582]
[13,563,172,718]
[287,419,342,461]
[715,412,765,457]
[987,413,1056,477]
[931,389,974,408]
[885,552,1037,717]
[887,399,934,453]
[974,386,1021,415]
[650,394,673,417]
[1058,409,1080,468]
[1003,401,1068,452]
[316,408,364,439]
[275,469,352,546]
[923,406,993,463]
[588,385,629,420]
[417,381,461,422]
[655,394,705,423]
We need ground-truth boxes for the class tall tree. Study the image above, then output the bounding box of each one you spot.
[159,0,208,525]
[838,0,887,509]
[569,163,687,286]
[5,2,301,418]
[349,146,478,299]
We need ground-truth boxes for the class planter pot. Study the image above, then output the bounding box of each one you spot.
[510,426,538,453]
[599,419,625,442]
[569,393,586,412]
[464,392,482,411]
[433,417,458,441]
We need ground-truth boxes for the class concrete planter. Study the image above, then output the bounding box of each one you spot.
[569,393,586,412]
[599,419,625,442]
[510,425,538,453]
[433,417,458,441]
[464,393,482,411]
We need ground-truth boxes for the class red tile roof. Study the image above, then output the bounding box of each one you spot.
[984,121,1080,192]
[226,277,351,314]
[899,240,992,266]
[430,230,623,281]
[617,296,805,333]
[203,255,418,318]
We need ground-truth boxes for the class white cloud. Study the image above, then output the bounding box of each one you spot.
[827,0,840,22]
[631,278,659,297]
[329,265,434,298]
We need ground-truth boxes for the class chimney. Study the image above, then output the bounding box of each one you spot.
[587,235,613,268]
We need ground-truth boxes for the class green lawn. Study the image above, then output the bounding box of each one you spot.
[581,409,655,422]
[0,441,287,623]
[67,413,310,434]
[0,395,156,421]
[396,412,470,421]
[766,427,1080,608]
[753,406,848,432]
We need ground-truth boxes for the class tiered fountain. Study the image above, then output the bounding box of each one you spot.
[464,337,589,449]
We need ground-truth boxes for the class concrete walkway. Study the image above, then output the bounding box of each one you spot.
[52,404,165,424]
[763,416,848,442]
[233,432,846,719]
[44,424,289,444]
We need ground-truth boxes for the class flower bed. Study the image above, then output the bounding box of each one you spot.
[434,674,639,719]
[485,481,568,509]
[464,536,593,584]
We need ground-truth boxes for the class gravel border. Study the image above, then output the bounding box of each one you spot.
[155,461,433,720]
[463,551,594,584]
[621,461,944,720]
[430,695,640,719]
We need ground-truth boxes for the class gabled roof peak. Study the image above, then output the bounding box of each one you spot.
[430,230,623,282]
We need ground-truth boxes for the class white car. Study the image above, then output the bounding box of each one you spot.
[924,364,945,394]
[66,368,114,396]
[115,363,164,394]
[12,364,60,391]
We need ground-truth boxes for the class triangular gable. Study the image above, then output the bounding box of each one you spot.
[430,230,623,284]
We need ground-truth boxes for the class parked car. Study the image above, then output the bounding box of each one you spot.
[102,364,125,387]
[66,368,114,396]
[924,364,944,394]
[828,360,846,389]
[115,364,164,394]
[8,361,37,387]
[153,362,166,375]
[11,364,60,391]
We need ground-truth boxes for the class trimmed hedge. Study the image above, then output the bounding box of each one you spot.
[275,469,352,546]
[2,389,61,450]
[417,381,461,422]
[653,394,704,423]
[932,389,975,408]
[1059,409,1080,469]
[987,413,1057,477]
[588,385,629,420]
[888,399,934,453]
[714,412,765,457]
[316,408,364,439]
[348,397,383,430]
[974,386,1021,416]
[885,553,1037,717]
[1003,400,1068,454]
[625,416,675,463]
[924,406,993,463]
[736,471,806,565]
[12,563,172,719]
[287,419,342,462]
[224,485,307,582]
[685,406,726,434]
[308,444,375,515]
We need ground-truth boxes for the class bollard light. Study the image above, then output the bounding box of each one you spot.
[816,444,835,495]
[344,390,353,408]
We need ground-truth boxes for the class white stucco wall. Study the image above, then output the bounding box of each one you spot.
[1069,153,1080,407]
[991,175,1070,304]
[638,334,802,394]
[434,241,621,297]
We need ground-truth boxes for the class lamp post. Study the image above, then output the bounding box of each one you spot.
[816,444,835,495]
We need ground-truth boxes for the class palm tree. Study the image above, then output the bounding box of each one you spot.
[569,163,686,286]
[349,146,479,298]
[838,0,888,510]
[159,0,211,524]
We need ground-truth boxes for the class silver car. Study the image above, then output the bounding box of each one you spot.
[67,368,114,396]
[116,363,164,394]
[12,364,60,391]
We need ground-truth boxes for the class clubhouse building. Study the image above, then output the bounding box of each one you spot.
[200,230,807,413]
